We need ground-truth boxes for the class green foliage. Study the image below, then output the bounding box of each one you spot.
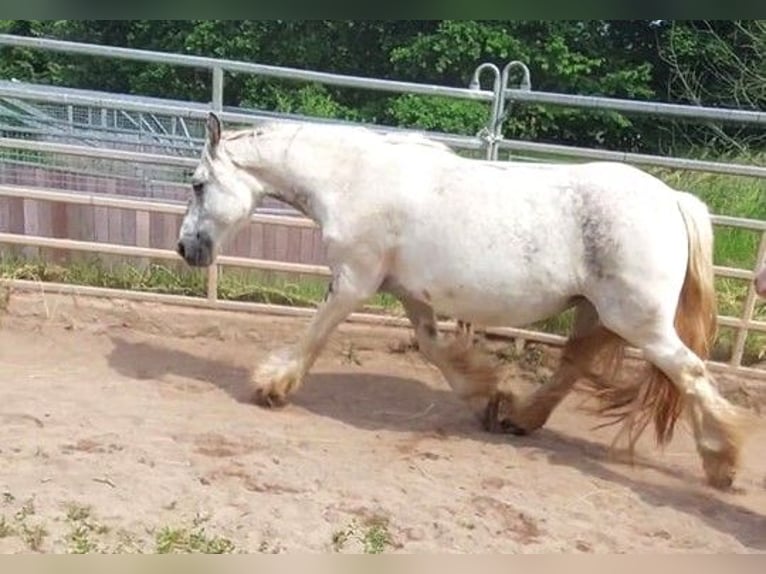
[650,160,766,268]
[1,20,762,156]
[0,257,402,313]
[0,21,65,85]
[330,517,393,554]
[154,525,235,554]
[241,82,361,122]
[386,94,488,134]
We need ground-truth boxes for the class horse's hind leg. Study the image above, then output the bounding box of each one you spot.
[395,293,499,418]
[629,326,746,488]
[487,300,612,434]
[251,260,382,407]
[591,290,747,489]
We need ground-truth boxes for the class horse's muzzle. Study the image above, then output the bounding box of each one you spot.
[177,231,214,267]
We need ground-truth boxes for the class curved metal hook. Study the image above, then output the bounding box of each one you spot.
[469,63,502,159]
[492,61,533,160]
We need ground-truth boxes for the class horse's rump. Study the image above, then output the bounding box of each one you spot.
[576,191,718,450]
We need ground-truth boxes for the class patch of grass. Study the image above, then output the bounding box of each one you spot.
[20,523,47,551]
[331,525,353,552]
[0,515,14,538]
[361,520,392,554]
[67,524,99,554]
[0,256,403,314]
[65,503,92,524]
[15,498,35,521]
[154,525,236,554]
[0,283,9,312]
[331,516,393,554]
[6,498,47,551]
[64,503,109,554]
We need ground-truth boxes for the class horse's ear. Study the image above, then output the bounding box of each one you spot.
[206,112,222,148]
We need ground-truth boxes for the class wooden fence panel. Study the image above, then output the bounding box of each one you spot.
[0,164,331,267]
[0,197,9,233]
[250,223,264,260]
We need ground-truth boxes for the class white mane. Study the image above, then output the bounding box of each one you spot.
[223,121,455,156]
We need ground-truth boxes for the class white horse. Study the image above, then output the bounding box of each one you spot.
[178,113,750,489]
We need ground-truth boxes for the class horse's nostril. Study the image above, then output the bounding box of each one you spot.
[195,232,201,241]
[177,241,186,258]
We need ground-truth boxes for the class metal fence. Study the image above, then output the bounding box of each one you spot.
[1,33,765,381]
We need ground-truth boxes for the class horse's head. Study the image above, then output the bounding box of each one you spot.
[177,112,265,267]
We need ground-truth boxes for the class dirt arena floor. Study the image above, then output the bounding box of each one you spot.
[0,289,764,553]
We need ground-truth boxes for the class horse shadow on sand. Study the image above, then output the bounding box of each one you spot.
[106,334,765,550]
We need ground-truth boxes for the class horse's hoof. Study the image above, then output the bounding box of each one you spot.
[497,418,529,436]
[708,474,734,490]
[484,412,530,435]
[704,461,736,490]
[252,388,288,408]
[482,392,530,435]
[482,394,500,432]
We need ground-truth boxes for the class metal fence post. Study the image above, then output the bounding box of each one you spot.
[491,60,532,161]
[469,63,502,160]
[212,66,224,111]
[730,230,766,367]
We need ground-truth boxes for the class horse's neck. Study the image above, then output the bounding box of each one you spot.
[258,130,358,225]
[265,183,324,224]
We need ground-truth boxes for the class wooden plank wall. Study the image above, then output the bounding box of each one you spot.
[0,164,327,267]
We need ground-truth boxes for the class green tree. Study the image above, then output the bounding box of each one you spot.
[656,20,765,153]
[0,20,761,156]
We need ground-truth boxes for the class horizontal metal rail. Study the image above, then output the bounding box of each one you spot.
[0,123,204,150]
[3,34,764,126]
[0,137,198,168]
[498,139,766,179]
[6,107,766,178]
[0,85,486,153]
[502,88,766,125]
[0,34,494,103]
[710,214,766,232]
[0,158,188,188]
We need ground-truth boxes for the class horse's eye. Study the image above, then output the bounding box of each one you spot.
[192,182,204,196]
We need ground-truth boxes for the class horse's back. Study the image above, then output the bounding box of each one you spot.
[386,153,692,324]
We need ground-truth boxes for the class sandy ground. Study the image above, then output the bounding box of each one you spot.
[0,290,764,553]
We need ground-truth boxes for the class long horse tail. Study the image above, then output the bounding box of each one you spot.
[576,191,718,449]
[673,191,718,361]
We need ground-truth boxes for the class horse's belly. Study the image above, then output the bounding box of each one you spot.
[426,284,575,328]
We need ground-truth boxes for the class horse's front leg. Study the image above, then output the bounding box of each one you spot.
[251,260,383,407]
